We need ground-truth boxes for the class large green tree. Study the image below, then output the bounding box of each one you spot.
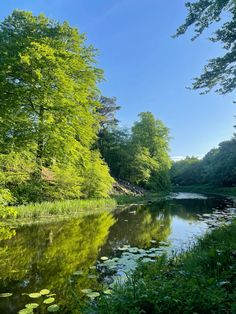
[175,0,236,95]
[129,112,171,190]
[0,10,113,201]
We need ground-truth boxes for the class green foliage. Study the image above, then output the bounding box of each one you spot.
[97,127,131,179]
[98,112,171,192]
[170,156,202,186]
[0,10,113,203]
[171,136,236,187]
[129,112,171,191]
[13,198,116,220]
[81,151,114,198]
[0,189,16,240]
[175,0,236,95]
[88,221,236,313]
[97,96,121,128]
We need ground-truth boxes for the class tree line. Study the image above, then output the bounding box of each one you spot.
[171,133,236,187]
[0,10,171,205]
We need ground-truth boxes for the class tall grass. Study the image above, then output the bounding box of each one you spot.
[12,198,116,221]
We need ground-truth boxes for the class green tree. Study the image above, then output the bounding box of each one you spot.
[130,112,171,190]
[170,156,203,186]
[97,127,131,179]
[175,0,236,95]
[97,96,121,128]
[0,11,113,201]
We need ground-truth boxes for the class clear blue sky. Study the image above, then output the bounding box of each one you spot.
[1,0,235,158]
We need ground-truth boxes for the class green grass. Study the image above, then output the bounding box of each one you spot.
[172,185,236,198]
[11,198,116,222]
[88,221,236,314]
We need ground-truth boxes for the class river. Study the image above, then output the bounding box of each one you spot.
[0,192,235,313]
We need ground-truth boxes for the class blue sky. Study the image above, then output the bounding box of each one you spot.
[1,0,235,158]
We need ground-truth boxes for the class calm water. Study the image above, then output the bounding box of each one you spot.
[0,193,235,313]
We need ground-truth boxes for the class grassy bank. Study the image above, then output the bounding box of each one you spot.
[172,185,236,198]
[88,221,236,313]
[10,198,117,222]
[113,191,169,206]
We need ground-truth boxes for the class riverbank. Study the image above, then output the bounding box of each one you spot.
[4,190,168,226]
[88,220,236,313]
[9,198,116,223]
[172,185,236,198]
[113,191,169,205]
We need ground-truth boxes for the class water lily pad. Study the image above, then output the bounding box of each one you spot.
[81,288,93,294]
[86,292,100,299]
[18,309,33,314]
[28,293,41,299]
[25,303,39,309]
[0,293,12,297]
[40,289,50,295]
[103,289,112,295]
[100,256,109,261]
[47,304,59,312]
[44,297,55,304]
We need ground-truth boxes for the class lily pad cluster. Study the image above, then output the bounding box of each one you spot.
[81,288,113,300]
[98,245,166,275]
[18,289,59,313]
[198,207,236,228]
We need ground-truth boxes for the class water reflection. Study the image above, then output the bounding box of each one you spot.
[0,193,234,313]
[0,212,115,313]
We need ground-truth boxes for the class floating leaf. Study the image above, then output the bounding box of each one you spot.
[0,293,13,297]
[100,256,108,261]
[18,309,33,314]
[86,292,100,299]
[47,304,59,312]
[40,289,50,295]
[44,297,55,304]
[81,289,92,294]
[103,289,112,295]
[47,294,56,297]
[28,293,41,299]
[25,303,39,309]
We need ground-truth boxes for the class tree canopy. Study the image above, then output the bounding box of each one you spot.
[98,112,171,191]
[171,135,236,187]
[0,10,113,202]
[175,0,236,95]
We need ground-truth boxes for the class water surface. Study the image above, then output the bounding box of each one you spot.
[0,192,235,313]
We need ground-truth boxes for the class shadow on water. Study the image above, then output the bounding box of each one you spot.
[0,193,235,313]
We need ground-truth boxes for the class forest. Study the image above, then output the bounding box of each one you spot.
[0,1,236,314]
[0,11,172,208]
